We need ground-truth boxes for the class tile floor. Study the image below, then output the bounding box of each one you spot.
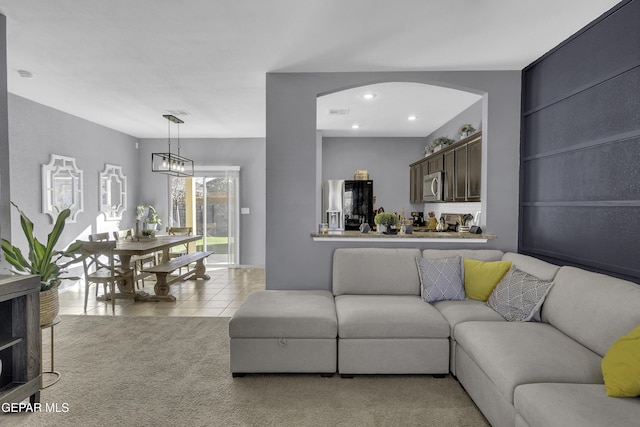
[58,266,265,317]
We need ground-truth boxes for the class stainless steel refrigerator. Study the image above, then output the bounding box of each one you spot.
[322,180,374,231]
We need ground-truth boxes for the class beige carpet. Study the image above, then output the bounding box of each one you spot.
[6,315,488,427]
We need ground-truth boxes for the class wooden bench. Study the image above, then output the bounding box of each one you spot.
[141,251,213,301]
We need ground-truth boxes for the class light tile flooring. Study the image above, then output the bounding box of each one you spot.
[58,266,265,317]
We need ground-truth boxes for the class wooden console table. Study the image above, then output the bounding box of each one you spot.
[0,275,41,404]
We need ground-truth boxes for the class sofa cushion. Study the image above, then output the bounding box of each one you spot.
[455,321,603,403]
[416,256,465,303]
[602,324,640,397]
[514,383,640,427]
[501,252,560,281]
[229,290,337,338]
[463,259,512,301]
[486,266,554,322]
[542,266,640,357]
[433,300,505,339]
[332,248,421,296]
[422,249,504,262]
[335,295,449,339]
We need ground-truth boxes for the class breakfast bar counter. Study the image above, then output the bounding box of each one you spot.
[311,230,496,243]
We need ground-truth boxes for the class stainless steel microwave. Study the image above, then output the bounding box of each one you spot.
[423,171,444,202]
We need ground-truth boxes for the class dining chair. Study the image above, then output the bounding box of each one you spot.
[78,240,134,314]
[88,232,110,242]
[166,226,193,274]
[112,229,157,288]
[85,232,116,298]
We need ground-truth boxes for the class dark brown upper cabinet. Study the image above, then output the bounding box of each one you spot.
[409,131,481,204]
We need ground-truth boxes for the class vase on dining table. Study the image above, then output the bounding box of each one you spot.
[144,222,157,231]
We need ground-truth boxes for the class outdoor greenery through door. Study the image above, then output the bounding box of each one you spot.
[169,167,240,266]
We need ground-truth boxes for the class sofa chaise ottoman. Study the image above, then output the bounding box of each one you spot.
[333,248,450,375]
[228,290,337,375]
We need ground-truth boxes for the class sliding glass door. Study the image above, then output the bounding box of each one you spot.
[169,167,240,266]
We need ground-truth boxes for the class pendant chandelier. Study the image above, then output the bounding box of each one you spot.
[151,114,194,177]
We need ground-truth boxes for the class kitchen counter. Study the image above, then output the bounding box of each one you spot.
[311,230,496,243]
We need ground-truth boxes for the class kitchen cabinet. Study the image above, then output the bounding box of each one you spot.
[410,132,482,204]
[427,154,443,174]
[409,157,429,204]
[443,150,455,202]
[409,163,418,203]
[467,137,481,201]
[0,275,41,405]
[454,144,468,202]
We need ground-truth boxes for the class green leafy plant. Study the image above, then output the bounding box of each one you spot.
[136,204,161,225]
[425,136,455,155]
[461,213,474,225]
[374,212,400,227]
[1,202,84,291]
[458,124,476,136]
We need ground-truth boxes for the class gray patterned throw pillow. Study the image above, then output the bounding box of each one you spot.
[486,266,554,322]
[416,256,465,303]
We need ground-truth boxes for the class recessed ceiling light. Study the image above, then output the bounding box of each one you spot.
[408,115,418,121]
[17,69,34,79]
[351,124,360,129]
[362,93,377,100]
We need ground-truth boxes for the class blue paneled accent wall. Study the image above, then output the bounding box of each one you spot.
[520,0,640,283]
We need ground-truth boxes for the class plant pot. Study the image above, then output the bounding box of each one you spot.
[40,286,60,326]
[377,224,387,233]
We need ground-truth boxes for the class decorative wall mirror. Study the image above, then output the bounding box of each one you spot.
[42,154,84,223]
[99,164,127,221]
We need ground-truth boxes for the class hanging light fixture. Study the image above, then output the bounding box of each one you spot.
[151,114,194,177]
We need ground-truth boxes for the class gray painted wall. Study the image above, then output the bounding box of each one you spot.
[425,99,483,147]
[6,94,140,256]
[0,15,9,271]
[137,138,266,266]
[322,136,425,216]
[3,94,266,268]
[266,71,521,291]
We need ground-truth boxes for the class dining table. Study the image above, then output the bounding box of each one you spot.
[114,234,204,301]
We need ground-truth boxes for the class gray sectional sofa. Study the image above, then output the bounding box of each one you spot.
[229,247,640,426]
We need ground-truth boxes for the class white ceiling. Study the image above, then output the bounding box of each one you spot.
[317,82,482,137]
[0,0,621,139]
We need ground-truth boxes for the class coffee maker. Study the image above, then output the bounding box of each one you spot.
[410,211,424,227]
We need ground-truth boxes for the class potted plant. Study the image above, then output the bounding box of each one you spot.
[1,202,84,325]
[137,204,162,233]
[141,229,156,238]
[456,213,475,232]
[458,124,476,139]
[374,212,400,234]
[425,137,455,155]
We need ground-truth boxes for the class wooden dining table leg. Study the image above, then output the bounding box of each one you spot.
[161,248,170,264]
[189,258,210,280]
[115,254,135,294]
[152,273,176,302]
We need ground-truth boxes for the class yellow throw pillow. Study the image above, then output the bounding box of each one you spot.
[602,324,640,397]
[463,259,512,301]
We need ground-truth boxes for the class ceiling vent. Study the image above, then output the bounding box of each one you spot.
[17,69,34,79]
[328,108,350,116]
[166,110,192,116]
